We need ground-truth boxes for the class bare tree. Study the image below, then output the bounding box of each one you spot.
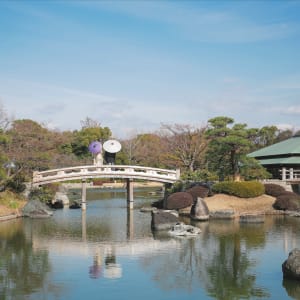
[80,117,101,129]
[121,132,143,165]
[159,123,208,172]
[0,101,13,130]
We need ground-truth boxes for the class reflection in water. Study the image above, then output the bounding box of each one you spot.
[0,220,58,299]
[89,251,102,279]
[103,247,122,279]
[1,190,300,299]
[282,278,300,300]
[127,207,134,240]
[144,216,300,299]
[82,210,86,242]
[89,246,122,279]
[205,233,269,299]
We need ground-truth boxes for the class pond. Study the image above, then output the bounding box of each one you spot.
[1,187,300,300]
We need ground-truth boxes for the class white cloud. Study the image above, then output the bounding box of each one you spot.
[282,106,300,115]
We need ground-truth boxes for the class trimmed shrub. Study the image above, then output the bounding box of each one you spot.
[212,181,265,198]
[273,192,300,211]
[186,185,210,201]
[165,192,193,210]
[264,183,286,197]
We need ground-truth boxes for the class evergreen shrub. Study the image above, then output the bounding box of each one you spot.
[28,186,56,204]
[264,183,286,197]
[212,181,265,198]
[273,192,300,211]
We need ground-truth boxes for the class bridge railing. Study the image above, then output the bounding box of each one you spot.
[32,165,180,186]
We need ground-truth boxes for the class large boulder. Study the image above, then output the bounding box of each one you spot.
[190,197,210,221]
[165,192,193,210]
[282,248,300,280]
[22,200,53,218]
[151,210,179,231]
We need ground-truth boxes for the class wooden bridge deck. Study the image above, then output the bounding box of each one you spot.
[32,165,180,187]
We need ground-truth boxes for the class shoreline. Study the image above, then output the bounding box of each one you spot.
[0,191,286,221]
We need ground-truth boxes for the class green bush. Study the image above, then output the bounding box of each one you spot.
[212,181,265,198]
[28,186,56,204]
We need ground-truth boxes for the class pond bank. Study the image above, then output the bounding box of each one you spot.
[0,191,283,221]
[204,194,281,216]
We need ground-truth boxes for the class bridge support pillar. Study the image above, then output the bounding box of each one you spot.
[81,179,87,210]
[126,178,134,209]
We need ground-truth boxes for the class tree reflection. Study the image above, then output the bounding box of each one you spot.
[0,220,58,299]
[205,233,269,299]
[143,221,270,299]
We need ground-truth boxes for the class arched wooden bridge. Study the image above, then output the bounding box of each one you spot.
[32,165,180,209]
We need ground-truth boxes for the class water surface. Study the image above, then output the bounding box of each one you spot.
[1,188,300,300]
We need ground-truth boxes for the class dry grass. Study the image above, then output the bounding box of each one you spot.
[204,193,279,216]
[0,191,27,217]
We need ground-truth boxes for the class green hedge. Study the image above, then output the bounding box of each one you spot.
[212,181,265,198]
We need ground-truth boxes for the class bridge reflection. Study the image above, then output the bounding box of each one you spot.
[29,208,179,280]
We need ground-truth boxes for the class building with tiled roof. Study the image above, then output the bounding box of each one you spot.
[248,136,300,180]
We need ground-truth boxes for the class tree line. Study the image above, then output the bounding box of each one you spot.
[0,102,299,193]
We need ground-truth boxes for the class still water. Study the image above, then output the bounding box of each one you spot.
[1,187,300,300]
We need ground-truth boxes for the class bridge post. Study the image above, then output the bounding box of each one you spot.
[126,178,134,209]
[127,207,134,240]
[81,179,87,210]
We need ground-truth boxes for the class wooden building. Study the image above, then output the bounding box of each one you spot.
[248,136,300,181]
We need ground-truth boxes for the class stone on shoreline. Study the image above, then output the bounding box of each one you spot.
[151,209,179,231]
[168,222,201,237]
[22,200,53,218]
[239,214,265,223]
[209,209,235,219]
[190,197,210,221]
[282,248,300,280]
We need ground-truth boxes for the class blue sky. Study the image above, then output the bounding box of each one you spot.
[0,0,300,138]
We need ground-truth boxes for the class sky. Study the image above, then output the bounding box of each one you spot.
[0,0,300,138]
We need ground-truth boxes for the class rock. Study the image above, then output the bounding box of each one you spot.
[168,222,201,237]
[22,200,53,218]
[151,199,164,209]
[165,192,193,210]
[151,209,179,231]
[69,200,81,209]
[140,206,157,213]
[190,197,210,221]
[210,209,235,219]
[178,205,192,216]
[282,248,300,280]
[54,191,69,205]
[50,200,64,209]
[239,214,265,223]
[285,211,300,217]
